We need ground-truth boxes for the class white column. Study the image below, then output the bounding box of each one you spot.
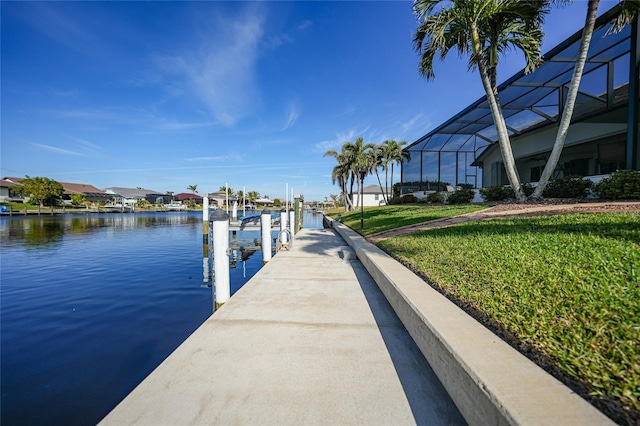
[260,208,272,264]
[289,209,295,235]
[210,209,230,308]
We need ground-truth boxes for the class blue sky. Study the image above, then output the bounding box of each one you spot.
[1,0,620,201]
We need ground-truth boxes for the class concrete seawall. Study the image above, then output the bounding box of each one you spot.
[326,216,613,425]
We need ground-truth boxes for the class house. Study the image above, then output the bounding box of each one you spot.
[254,197,274,207]
[1,177,112,204]
[173,192,203,204]
[206,190,238,208]
[352,185,392,207]
[0,178,22,202]
[401,6,639,193]
[104,187,166,206]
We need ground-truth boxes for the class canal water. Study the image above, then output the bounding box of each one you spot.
[0,210,324,425]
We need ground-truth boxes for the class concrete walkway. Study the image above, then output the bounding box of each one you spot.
[100,228,465,425]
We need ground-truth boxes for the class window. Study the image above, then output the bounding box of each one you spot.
[374,194,379,201]
[530,166,543,182]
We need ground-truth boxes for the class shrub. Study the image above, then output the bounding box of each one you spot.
[447,189,475,204]
[594,169,640,200]
[522,183,535,197]
[479,185,513,201]
[542,175,593,198]
[426,192,445,204]
[388,194,419,205]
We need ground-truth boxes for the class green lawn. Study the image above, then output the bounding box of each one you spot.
[377,212,640,417]
[328,204,488,236]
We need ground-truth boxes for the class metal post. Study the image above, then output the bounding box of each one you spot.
[210,209,230,309]
[260,208,272,264]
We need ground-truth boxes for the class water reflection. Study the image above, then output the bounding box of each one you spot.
[0,213,201,249]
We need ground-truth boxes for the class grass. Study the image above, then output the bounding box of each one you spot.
[326,204,488,236]
[377,212,640,420]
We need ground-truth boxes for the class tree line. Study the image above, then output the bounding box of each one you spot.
[324,138,409,211]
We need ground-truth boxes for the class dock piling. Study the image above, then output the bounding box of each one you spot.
[260,208,272,265]
[210,209,230,308]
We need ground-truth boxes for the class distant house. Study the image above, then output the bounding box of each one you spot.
[173,192,203,204]
[104,187,166,206]
[352,185,391,207]
[207,190,237,208]
[1,177,112,204]
[254,197,274,207]
[0,178,22,202]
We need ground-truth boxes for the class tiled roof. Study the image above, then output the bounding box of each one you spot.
[104,187,164,198]
[173,192,203,201]
[2,177,105,195]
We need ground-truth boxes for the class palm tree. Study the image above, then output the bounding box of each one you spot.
[325,137,374,210]
[187,184,198,194]
[414,0,550,202]
[344,137,375,209]
[325,146,354,211]
[381,140,409,201]
[532,0,639,198]
[368,145,388,204]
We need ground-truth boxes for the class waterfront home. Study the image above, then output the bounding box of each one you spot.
[2,176,112,204]
[401,5,639,193]
[173,193,203,205]
[352,185,391,207]
[104,187,165,206]
[207,190,238,209]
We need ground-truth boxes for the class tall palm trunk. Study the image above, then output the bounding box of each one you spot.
[472,24,525,202]
[532,0,599,198]
[390,163,395,199]
[385,165,390,201]
[374,168,386,204]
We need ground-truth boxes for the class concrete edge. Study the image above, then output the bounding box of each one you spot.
[324,216,614,426]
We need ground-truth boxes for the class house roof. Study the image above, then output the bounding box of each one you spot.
[362,185,390,194]
[405,5,634,158]
[104,187,164,198]
[0,179,17,188]
[173,192,203,201]
[3,176,107,196]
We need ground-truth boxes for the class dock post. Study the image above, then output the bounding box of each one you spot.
[289,209,295,236]
[232,200,238,221]
[260,208,272,264]
[294,196,302,232]
[202,197,210,283]
[210,209,230,309]
[280,208,289,246]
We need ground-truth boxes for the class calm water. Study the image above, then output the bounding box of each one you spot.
[0,210,324,425]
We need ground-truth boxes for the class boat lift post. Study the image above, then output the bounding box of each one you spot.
[260,208,272,265]
[210,209,230,309]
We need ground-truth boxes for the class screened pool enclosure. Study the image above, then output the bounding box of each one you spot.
[402,5,639,194]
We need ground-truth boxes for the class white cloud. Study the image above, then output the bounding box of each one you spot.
[183,154,244,162]
[31,142,85,156]
[155,6,265,127]
[282,100,301,130]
